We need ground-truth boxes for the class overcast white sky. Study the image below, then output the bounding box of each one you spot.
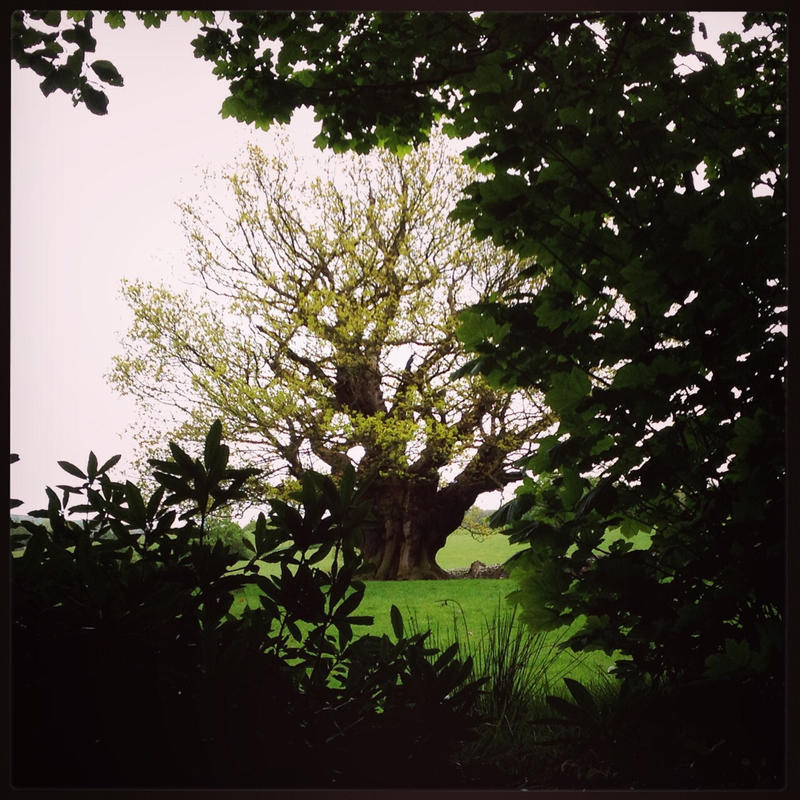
[10,15,324,512]
[9,12,742,514]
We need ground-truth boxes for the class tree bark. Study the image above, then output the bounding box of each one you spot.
[357,474,490,580]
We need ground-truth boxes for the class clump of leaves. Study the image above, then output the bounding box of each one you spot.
[11,421,483,788]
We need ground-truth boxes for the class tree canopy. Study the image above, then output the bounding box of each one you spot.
[110,134,552,578]
[189,10,787,685]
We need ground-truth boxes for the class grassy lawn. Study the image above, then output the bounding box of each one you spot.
[435,529,528,569]
[233,574,615,687]
[231,527,634,688]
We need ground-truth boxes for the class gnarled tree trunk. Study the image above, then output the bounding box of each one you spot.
[357,474,489,580]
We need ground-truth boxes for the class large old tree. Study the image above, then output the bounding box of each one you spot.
[110,136,552,579]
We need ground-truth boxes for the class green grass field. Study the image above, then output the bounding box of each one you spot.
[434,529,529,569]
[231,527,640,686]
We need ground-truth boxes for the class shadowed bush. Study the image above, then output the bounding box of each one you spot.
[10,422,483,788]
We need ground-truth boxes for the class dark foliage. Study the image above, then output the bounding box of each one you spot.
[10,422,483,788]
[528,675,785,789]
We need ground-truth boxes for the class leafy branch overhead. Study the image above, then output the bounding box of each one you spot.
[10,10,214,114]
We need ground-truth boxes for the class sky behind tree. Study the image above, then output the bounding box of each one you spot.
[9,11,742,513]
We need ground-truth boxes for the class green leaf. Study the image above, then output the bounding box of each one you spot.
[559,469,585,509]
[434,641,459,670]
[147,457,184,476]
[104,11,126,29]
[98,454,121,474]
[45,486,62,514]
[137,11,170,29]
[253,512,269,553]
[347,615,374,626]
[390,604,404,639]
[293,69,316,87]
[306,540,334,565]
[456,307,509,347]
[557,105,590,130]
[563,677,598,718]
[81,83,109,115]
[87,451,98,482]
[152,470,191,495]
[58,460,87,480]
[90,59,124,87]
[124,481,148,523]
[168,441,197,473]
[545,367,591,416]
[67,504,95,514]
[203,419,224,469]
[335,620,353,650]
[619,517,644,540]
[61,25,96,53]
[338,464,356,505]
[146,485,166,518]
[85,487,105,510]
[335,587,364,619]
[41,10,62,27]
[703,637,761,679]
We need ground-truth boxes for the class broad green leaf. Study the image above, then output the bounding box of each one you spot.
[90,59,124,87]
[81,84,109,115]
[545,367,591,416]
[346,615,373,626]
[45,486,61,513]
[124,481,148,523]
[456,307,509,347]
[563,677,597,718]
[41,10,62,26]
[335,587,364,619]
[559,469,585,509]
[103,10,126,28]
[203,419,224,470]
[98,454,121,474]
[619,517,644,540]
[58,460,87,480]
[390,604,404,639]
[87,451,98,482]
[293,69,316,87]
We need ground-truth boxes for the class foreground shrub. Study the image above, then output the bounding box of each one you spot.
[405,599,783,790]
[530,672,785,790]
[10,422,482,788]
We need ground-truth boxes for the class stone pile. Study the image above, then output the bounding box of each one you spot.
[446,560,509,579]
